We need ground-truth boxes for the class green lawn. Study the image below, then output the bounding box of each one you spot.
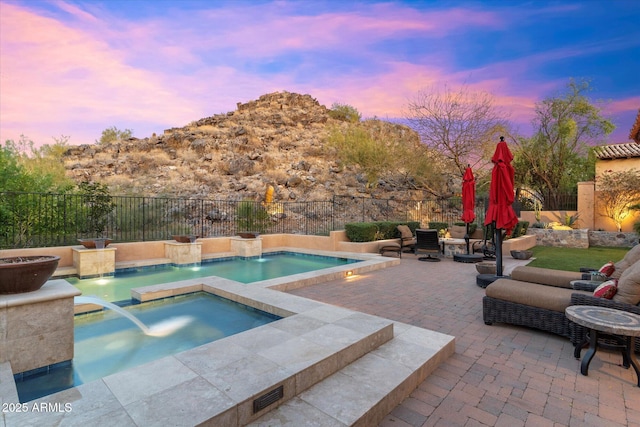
[526,246,629,271]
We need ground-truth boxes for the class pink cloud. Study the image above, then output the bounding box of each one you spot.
[1,0,634,150]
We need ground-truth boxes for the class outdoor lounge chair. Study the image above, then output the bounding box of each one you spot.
[414,229,442,262]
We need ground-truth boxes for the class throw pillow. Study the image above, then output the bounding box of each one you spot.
[598,261,615,277]
[397,225,413,240]
[611,244,640,279]
[612,259,640,305]
[593,280,617,299]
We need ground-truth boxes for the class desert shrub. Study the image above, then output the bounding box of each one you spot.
[97,126,132,145]
[328,103,361,123]
[236,200,270,233]
[345,221,420,242]
[428,222,449,231]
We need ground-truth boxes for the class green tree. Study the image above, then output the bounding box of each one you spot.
[97,126,133,145]
[512,79,614,209]
[1,135,72,192]
[596,169,640,232]
[328,103,361,123]
[76,182,115,237]
[0,137,74,247]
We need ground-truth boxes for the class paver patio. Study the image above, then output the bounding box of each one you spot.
[288,255,640,427]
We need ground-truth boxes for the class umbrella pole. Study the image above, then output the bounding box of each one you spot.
[465,223,470,254]
[494,223,503,276]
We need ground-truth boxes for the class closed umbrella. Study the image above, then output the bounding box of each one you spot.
[484,137,518,277]
[456,165,483,262]
[461,165,476,255]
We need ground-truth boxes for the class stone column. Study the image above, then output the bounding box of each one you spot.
[0,280,80,374]
[72,247,116,278]
[164,242,202,265]
[230,237,262,257]
[577,181,595,230]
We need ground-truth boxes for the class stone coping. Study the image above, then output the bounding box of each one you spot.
[0,280,81,309]
[2,251,454,426]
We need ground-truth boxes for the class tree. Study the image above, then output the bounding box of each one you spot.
[328,103,361,123]
[512,79,614,209]
[76,182,115,237]
[97,126,133,145]
[405,83,510,177]
[0,135,73,193]
[596,169,640,232]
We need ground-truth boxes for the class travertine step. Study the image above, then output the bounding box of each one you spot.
[249,322,455,427]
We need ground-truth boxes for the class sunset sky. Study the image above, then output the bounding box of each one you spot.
[1,0,638,148]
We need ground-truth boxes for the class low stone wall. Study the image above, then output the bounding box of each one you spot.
[527,229,637,248]
[528,228,590,248]
[587,231,638,248]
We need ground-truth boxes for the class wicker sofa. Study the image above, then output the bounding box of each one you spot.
[483,244,640,352]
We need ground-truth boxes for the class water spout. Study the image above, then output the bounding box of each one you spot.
[74,296,193,337]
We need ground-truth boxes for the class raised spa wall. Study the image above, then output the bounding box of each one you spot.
[0,231,399,376]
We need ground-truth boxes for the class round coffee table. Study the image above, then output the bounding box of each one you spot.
[565,306,640,386]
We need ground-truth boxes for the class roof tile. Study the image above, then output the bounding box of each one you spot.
[594,142,640,159]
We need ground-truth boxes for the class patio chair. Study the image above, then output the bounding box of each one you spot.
[397,225,417,254]
[414,229,442,262]
[472,224,497,260]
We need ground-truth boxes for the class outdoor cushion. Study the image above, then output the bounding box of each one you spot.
[611,244,640,279]
[598,261,615,277]
[397,225,413,240]
[593,280,617,299]
[612,259,640,305]
[510,266,581,289]
[485,278,591,312]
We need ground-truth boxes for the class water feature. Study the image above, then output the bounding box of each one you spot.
[14,292,281,402]
[74,296,193,337]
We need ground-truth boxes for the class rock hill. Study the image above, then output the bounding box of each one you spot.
[63,91,426,202]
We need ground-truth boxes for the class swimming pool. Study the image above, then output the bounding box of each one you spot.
[14,292,281,402]
[65,251,360,303]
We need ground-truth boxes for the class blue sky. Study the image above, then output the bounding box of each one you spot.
[1,0,638,148]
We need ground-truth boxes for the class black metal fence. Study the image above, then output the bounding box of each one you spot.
[516,188,577,211]
[0,192,488,249]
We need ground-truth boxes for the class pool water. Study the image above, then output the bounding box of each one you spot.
[14,292,281,403]
[65,252,358,303]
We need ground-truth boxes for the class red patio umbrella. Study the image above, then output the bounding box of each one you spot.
[461,165,476,224]
[461,165,476,255]
[484,136,518,276]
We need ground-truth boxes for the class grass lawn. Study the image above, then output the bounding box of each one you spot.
[526,246,629,271]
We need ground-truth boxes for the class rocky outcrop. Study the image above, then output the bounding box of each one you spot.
[63,91,426,202]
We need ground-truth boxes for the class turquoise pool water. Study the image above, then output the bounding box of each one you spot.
[14,292,280,402]
[65,252,359,303]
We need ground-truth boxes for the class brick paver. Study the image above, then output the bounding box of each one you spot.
[288,256,639,426]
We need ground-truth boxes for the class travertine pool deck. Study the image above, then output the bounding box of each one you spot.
[291,255,640,427]
[1,250,455,426]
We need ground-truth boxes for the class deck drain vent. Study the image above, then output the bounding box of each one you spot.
[253,385,284,413]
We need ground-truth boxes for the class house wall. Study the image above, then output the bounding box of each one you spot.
[595,157,640,184]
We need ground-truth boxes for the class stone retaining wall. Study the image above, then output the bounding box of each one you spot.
[528,229,589,248]
[587,231,638,248]
[527,229,637,248]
